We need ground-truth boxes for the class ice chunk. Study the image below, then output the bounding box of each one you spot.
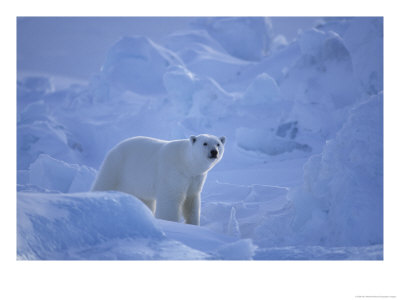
[236,127,311,156]
[195,17,272,61]
[227,207,241,238]
[162,29,252,87]
[289,93,383,246]
[29,154,96,193]
[243,42,301,87]
[18,100,48,124]
[163,66,235,120]
[282,29,356,107]
[18,121,78,169]
[101,36,184,94]
[297,28,326,57]
[215,239,256,260]
[277,29,358,141]
[340,18,383,95]
[253,206,295,248]
[17,101,83,169]
[175,43,251,86]
[318,17,383,95]
[241,73,281,105]
[297,28,352,64]
[162,29,226,54]
[189,76,235,118]
[202,181,291,244]
[163,66,197,114]
[157,219,237,255]
[271,34,289,52]
[234,74,289,148]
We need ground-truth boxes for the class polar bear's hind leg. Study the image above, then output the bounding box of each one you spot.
[91,149,120,191]
[140,198,156,214]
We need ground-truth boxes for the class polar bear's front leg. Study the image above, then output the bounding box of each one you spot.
[183,195,200,225]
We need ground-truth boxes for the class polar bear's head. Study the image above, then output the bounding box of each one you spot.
[189,134,225,174]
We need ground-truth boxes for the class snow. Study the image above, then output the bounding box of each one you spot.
[18,191,209,260]
[18,191,258,260]
[194,17,273,61]
[17,17,383,260]
[17,76,54,110]
[227,207,241,238]
[317,17,383,95]
[289,93,383,247]
[236,127,312,156]
[101,36,184,94]
[28,154,96,193]
[241,72,281,105]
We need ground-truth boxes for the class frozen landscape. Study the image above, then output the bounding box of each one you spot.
[17,17,383,260]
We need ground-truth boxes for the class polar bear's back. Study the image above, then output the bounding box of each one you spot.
[117,136,166,156]
[92,136,167,198]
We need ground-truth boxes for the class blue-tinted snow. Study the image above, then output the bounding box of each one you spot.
[17,17,383,260]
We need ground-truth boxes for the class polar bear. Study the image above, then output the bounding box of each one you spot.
[91,134,225,225]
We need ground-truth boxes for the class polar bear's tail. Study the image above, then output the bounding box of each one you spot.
[91,148,120,192]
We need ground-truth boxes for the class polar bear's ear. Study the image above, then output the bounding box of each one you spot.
[190,135,197,144]
[220,136,226,144]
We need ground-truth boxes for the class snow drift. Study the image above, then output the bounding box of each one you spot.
[17,191,257,260]
[289,93,383,246]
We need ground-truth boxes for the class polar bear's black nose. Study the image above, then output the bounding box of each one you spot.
[210,149,218,158]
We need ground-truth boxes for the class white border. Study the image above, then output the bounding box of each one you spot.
[3,1,399,299]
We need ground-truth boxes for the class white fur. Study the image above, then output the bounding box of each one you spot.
[91,134,225,225]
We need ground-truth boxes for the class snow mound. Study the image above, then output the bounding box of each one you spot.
[289,93,383,246]
[194,17,272,61]
[17,191,212,260]
[101,36,184,94]
[28,154,96,193]
[18,191,162,259]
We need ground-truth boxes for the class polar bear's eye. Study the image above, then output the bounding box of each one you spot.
[203,142,208,146]
[217,143,220,147]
